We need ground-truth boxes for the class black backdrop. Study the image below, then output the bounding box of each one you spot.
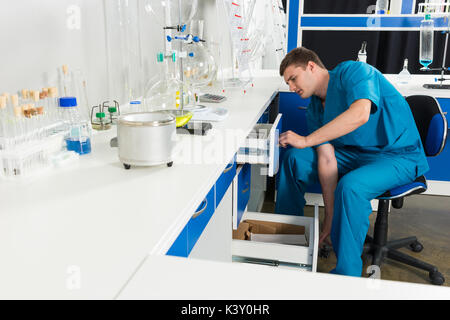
[285,0,450,74]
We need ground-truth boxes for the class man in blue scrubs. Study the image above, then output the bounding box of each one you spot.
[276,47,428,277]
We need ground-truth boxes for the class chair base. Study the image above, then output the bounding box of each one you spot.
[363,235,445,285]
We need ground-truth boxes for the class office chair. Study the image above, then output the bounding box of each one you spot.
[363,95,447,285]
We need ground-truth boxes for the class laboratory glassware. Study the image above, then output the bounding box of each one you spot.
[420,14,434,70]
[183,25,218,90]
[143,53,193,111]
[357,41,368,63]
[398,59,412,84]
[375,0,389,14]
[144,0,198,28]
[91,104,112,131]
[59,97,92,155]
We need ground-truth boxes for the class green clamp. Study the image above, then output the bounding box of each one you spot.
[96,112,106,119]
[108,107,117,113]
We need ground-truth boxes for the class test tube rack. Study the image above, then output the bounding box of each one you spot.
[0,120,69,179]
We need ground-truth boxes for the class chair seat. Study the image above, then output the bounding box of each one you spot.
[377,175,427,200]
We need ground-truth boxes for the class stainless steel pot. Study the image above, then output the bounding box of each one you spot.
[113,112,176,169]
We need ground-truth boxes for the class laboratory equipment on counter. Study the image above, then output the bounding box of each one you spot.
[189,107,229,122]
[162,109,193,127]
[199,93,227,103]
[375,0,389,14]
[91,104,112,131]
[183,20,218,92]
[144,0,198,30]
[142,53,193,111]
[418,2,450,89]
[59,97,92,155]
[357,41,367,63]
[104,100,121,125]
[113,112,176,169]
[420,14,434,70]
[398,58,412,84]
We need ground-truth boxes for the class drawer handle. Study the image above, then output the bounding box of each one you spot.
[242,187,250,194]
[298,106,307,110]
[192,199,208,219]
[223,163,234,174]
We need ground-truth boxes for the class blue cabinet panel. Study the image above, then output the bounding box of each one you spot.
[279,92,310,135]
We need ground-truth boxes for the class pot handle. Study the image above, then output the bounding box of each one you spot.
[110,137,118,148]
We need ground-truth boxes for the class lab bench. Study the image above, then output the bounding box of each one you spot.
[1,71,448,300]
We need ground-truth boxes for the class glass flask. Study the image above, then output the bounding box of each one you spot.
[183,42,217,89]
[144,0,198,27]
[143,54,193,111]
[398,58,412,84]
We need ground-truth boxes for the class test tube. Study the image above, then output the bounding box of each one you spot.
[0,95,6,138]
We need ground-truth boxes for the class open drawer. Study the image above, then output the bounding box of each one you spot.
[236,114,282,177]
[232,205,319,272]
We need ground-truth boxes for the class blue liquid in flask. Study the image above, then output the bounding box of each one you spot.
[420,59,432,69]
[66,137,92,155]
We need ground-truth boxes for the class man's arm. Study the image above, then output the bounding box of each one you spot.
[279,99,372,149]
[316,144,338,247]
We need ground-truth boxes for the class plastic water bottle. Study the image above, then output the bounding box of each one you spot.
[420,14,434,69]
[375,0,389,14]
[398,59,412,84]
[58,97,92,155]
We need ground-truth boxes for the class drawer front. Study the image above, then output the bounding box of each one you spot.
[428,98,450,181]
[166,186,215,258]
[232,207,319,272]
[237,114,283,177]
[216,156,236,207]
[233,164,251,229]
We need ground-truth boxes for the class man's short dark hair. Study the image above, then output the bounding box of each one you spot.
[279,47,326,76]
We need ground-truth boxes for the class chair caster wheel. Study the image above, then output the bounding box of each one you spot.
[409,240,423,253]
[124,164,131,170]
[429,270,445,285]
[167,162,173,167]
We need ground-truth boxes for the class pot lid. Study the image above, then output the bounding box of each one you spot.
[118,112,176,127]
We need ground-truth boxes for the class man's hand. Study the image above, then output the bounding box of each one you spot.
[279,130,309,149]
[319,216,333,248]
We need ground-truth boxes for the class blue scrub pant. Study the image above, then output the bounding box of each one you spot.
[275,146,418,277]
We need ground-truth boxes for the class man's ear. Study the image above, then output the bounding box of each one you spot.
[308,61,315,72]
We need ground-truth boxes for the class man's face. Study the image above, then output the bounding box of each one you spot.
[283,62,315,99]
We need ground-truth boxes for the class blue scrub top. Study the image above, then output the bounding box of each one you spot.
[306,61,429,177]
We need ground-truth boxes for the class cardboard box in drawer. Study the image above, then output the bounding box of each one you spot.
[233,220,308,246]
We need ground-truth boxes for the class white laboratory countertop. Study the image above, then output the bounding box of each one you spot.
[117,255,450,300]
[1,71,449,300]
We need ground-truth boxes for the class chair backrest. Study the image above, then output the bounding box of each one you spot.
[405,95,448,157]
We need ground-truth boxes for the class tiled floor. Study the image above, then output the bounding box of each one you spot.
[262,194,450,287]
